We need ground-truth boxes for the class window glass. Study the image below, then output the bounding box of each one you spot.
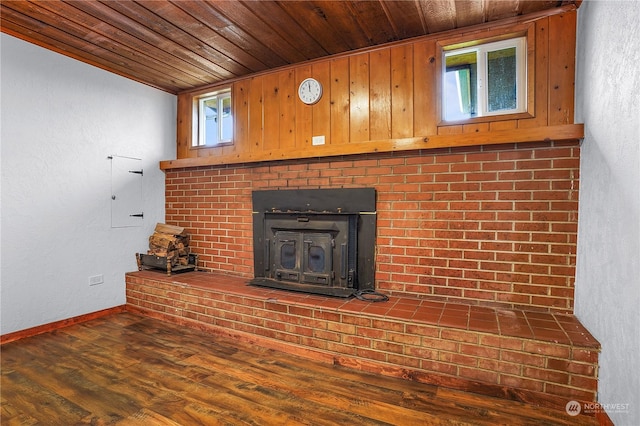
[203,97,220,145]
[220,93,232,141]
[487,47,517,112]
[445,51,477,120]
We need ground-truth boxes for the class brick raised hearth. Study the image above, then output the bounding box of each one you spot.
[126,270,600,412]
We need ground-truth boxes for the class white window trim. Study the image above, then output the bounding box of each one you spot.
[443,36,527,121]
[193,89,232,147]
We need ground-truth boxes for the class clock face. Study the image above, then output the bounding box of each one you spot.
[298,78,323,105]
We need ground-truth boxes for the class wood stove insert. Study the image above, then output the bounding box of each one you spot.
[250,188,376,297]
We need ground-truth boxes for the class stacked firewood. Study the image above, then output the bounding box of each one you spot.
[148,223,191,266]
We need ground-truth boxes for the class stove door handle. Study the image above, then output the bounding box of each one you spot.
[340,243,348,279]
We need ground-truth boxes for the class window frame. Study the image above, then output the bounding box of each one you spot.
[437,25,535,125]
[191,88,233,148]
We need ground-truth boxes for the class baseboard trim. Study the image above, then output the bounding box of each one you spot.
[0,306,127,345]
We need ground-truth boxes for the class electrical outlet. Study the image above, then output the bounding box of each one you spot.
[89,275,104,286]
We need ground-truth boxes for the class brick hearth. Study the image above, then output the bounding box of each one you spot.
[126,270,599,412]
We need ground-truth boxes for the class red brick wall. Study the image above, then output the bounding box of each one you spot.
[165,141,580,313]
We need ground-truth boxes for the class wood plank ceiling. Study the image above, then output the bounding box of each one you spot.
[1,1,570,94]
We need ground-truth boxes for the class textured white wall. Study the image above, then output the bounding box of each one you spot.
[575,2,640,424]
[0,34,176,334]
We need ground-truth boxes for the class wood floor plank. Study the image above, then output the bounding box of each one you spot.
[1,370,91,424]
[0,313,598,426]
[187,352,438,425]
[118,408,184,426]
[196,373,388,426]
[435,387,598,426]
[113,349,309,424]
[180,346,512,425]
[0,396,39,426]
[3,350,141,424]
[146,368,313,425]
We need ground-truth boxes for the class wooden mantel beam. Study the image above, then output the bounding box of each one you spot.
[159,124,584,170]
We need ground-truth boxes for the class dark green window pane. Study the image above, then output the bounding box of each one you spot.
[487,47,517,112]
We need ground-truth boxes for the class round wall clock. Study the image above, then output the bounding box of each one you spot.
[298,77,323,105]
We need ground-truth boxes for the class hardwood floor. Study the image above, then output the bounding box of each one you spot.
[1,313,597,425]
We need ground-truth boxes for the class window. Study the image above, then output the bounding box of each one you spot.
[443,37,526,122]
[193,89,232,147]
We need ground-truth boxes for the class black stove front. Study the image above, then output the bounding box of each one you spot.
[250,188,376,297]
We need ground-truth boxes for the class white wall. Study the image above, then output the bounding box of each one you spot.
[575,2,640,424]
[0,34,176,335]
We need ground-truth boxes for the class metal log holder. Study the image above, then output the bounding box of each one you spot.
[136,253,198,276]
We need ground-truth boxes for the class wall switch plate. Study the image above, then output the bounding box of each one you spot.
[89,275,104,286]
[312,135,325,146]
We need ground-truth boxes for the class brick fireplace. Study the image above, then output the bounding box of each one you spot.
[127,141,599,412]
[165,142,580,314]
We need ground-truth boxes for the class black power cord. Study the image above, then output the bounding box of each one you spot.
[353,289,389,302]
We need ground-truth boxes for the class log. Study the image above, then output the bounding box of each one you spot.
[146,223,192,267]
[149,233,178,249]
[154,223,187,236]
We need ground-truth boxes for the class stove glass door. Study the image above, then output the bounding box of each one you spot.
[302,233,333,286]
[274,231,300,282]
[273,230,334,286]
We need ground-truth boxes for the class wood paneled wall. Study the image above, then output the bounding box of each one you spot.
[164,7,578,170]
